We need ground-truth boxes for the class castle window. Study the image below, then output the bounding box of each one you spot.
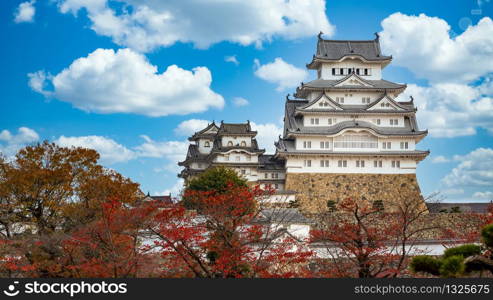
[304,160,312,167]
[400,142,409,149]
[320,141,330,149]
[337,160,347,167]
[240,141,246,147]
[320,160,330,167]
[364,68,371,76]
[332,68,336,75]
[303,141,312,148]
[340,68,344,75]
[274,184,279,189]
[323,102,328,107]
[204,141,210,147]
[319,102,323,107]
[356,68,360,75]
[373,160,383,168]
[272,173,279,179]
[373,200,384,211]
[241,169,246,175]
[328,118,332,125]
[381,103,385,107]
[391,160,401,168]
[386,103,390,107]
[334,133,378,149]
[227,141,233,146]
[265,173,268,179]
[356,160,365,168]
[390,119,399,126]
[382,142,391,149]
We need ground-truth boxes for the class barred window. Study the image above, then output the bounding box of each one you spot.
[334,133,378,149]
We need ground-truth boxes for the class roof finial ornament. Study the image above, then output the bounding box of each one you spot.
[286,93,291,101]
[221,120,224,124]
[301,81,304,86]
[318,31,323,40]
[409,95,414,102]
[374,32,380,41]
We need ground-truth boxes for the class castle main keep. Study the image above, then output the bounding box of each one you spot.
[179,33,429,213]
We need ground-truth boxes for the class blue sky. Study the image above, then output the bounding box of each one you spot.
[1,0,492,202]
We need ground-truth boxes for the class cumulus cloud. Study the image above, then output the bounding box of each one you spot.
[14,0,36,23]
[254,58,308,91]
[55,135,136,164]
[431,155,450,163]
[397,82,493,137]
[442,148,493,187]
[473,191,493,199]
[57,0,334,52]
[225,55,239,66]
[174,119,210,136]
[0,127,40,157]
[232,97,249,107]
[28,48,224,117]
[157,179,184,197]
[250,122,283,154]
[380,13,493,83]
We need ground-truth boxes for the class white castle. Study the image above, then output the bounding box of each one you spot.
[179,33,429,212]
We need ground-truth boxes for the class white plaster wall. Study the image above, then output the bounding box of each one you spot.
[221,136,251,147]
[324,91,381,105]
[214,152,259,163]
[285,157,417,174]
[197,139,213,154]
[302,114,406,128]
[320,61,382,80]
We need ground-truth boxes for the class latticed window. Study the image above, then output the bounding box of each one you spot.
[240,141,246,147]
[334,133,378,148]
[227,141,233,146]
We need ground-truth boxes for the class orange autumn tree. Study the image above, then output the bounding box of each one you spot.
[147,183,314,278]
[0,142,141,277]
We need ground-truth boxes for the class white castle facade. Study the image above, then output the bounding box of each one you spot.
[179,33,429,212]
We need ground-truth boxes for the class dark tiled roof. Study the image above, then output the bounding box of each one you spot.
[283,100,426,138]
[150,195,173,204]
[258,155,285,170]
[426,202,492,214]
[307,34,391,69]
[295,78,406,98]
[189,122,219,141]
[255,208,313,224]
[178,144,209,166]
[217,121,256,135]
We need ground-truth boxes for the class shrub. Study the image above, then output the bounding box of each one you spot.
[439,256,465,278]
[443,244,481,259]
[481,224,493,248]
[409,255,442,276]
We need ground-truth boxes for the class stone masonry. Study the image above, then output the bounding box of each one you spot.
[285,173,428,213]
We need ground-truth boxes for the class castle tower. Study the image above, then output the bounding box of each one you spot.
[274,33,430,213]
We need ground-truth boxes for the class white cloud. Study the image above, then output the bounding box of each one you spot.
[254,57,308,91]
[135,135,188,162]
[473,191,493,199]
[157,179,184,197]
[0,127,40,157]
[250,122,283,154]
[232,97,249,107]
[431,155,450,163]
[440,188,465,196]
[174,119,210,136]
[29,48,224,117]
[57,0,334,52]
[442,148,493,187]
[380,13,493,83]
[225,55,239,66]
[397,82,493,137]
[14,0,36,23]
[55,135,135,164]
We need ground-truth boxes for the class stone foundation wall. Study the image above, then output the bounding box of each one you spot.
[285,173,427,213]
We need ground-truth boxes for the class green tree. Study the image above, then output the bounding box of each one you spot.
[183,167,248,209]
